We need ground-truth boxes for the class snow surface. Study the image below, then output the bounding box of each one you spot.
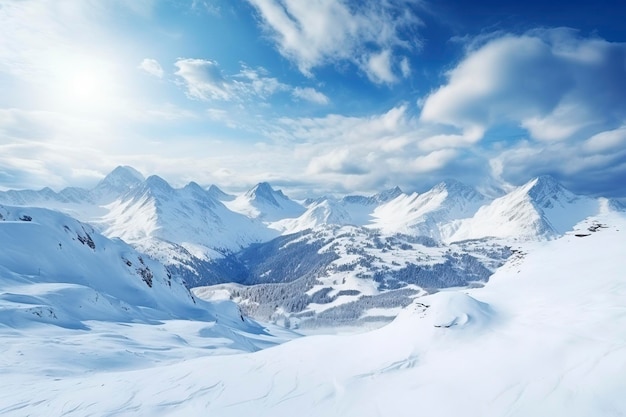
[2,210,626,416]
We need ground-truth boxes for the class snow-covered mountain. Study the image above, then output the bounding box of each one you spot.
[271,198,353,233]
[339,186,404,225]
[100,176,278,283]
[194,224,512,328]
[207,184,235,202]
[448,176,610,242]
[369,179,486,239]
[225,182,305,222]
[271,187,405,233]
[90,165,145,203]
[0,165,144,208]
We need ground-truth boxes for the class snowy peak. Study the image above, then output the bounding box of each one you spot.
[207,184,234,202]
[270,198,352,234]
[373,186,404,203]
[341,186,403,206]
[102,175,276,262]
[432,179,485,202]
[522,175,575,209]
[91,166,145,203]
[245,182,286,207]
[448,176,602,242]
[369,180,486,238]
[97,165,145,190]
[228,182,304,222]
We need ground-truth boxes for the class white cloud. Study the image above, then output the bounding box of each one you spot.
[412,149,458,173]
[292,87,329,105]
[234,66,290,98]
[138,58,164,78]
[246,0,422,83]
[174,59,332,107]
[400,56,411,78]
[174,58,232,101]
[583,126,626,153]
[420,29,626,143]
[191,0,220,16]
[366,49,396,84]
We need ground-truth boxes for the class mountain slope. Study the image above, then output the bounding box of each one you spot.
[448,176,608,242]
[369,179,486,239]
[0,204,212,327]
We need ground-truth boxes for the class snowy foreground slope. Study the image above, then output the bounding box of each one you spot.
[0,204,293,355]
[2,211,625,416]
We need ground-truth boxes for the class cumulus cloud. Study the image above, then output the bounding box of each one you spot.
[256,104,481,193]
[292,87,329,105]
[366,49,396,84]
[246,0,422,83]
[411,149,458,173]
[174,58,232,101]
[138,58,164,78]
[416,29,626,197]
[421,28,626,143]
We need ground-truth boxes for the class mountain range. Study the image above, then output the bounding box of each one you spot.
[1,166,623,327]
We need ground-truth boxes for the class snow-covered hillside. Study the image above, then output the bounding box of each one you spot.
[2,210,625,416]
[0,203,290,357]
[0,204,227,325]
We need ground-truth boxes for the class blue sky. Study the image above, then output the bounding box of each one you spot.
[1,0,625,198]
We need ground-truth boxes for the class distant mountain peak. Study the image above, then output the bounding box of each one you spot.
[432,179,485,202]
[91,166,146,203]
[207,185,234,202]
[374,186,403,203]
[183,181,205,193]
[246,182,283,207]
[102,166,145,185]
[522,175,572,208]
[143,175,174,193]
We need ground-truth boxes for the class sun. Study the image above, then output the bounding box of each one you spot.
[48,56,122,114]
[69,70,102,103]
